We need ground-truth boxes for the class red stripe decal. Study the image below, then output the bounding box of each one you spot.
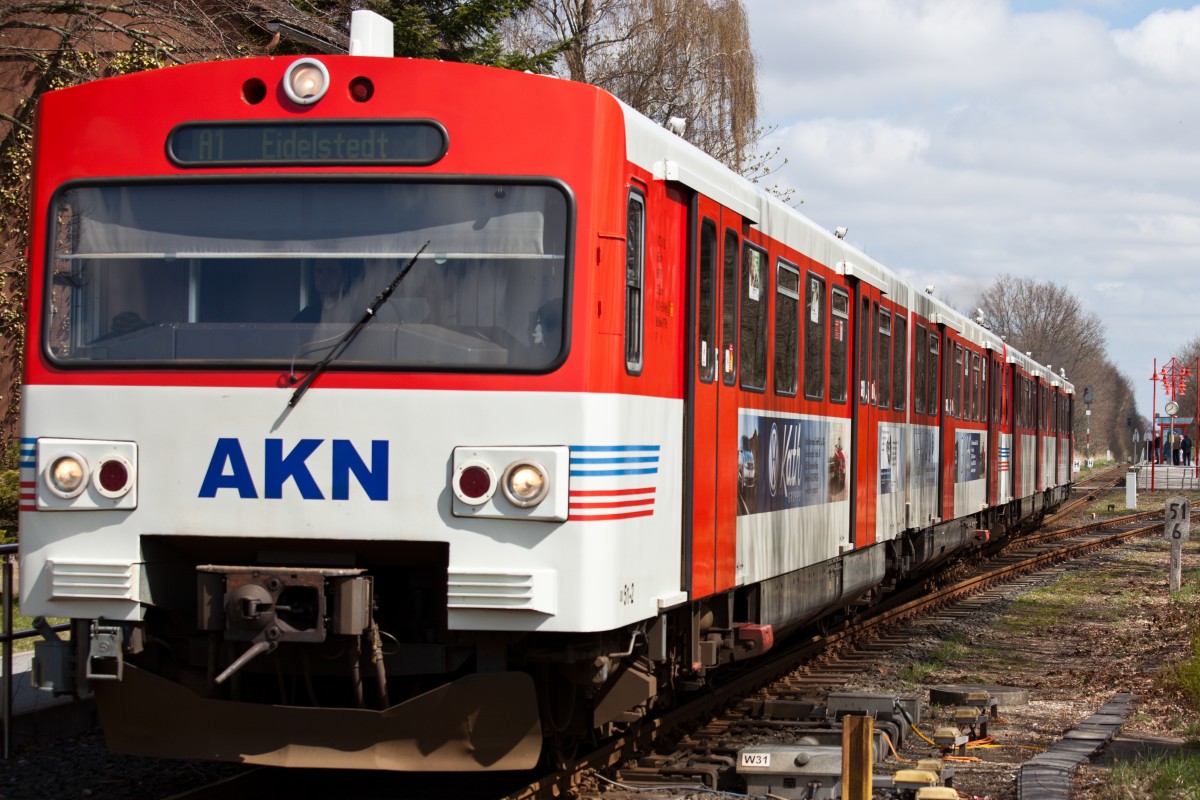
[570,498,656,510]
[571,510,655,522]
[570,487,656,497]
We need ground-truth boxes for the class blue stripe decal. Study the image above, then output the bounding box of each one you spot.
[570,456,659,464]
[20,438,36,470]
[570,445,660,452]
[569,446,661,477]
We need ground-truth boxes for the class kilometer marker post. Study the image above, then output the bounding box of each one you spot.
[1164,497,1190,594]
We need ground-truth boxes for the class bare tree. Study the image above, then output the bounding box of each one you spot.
[0,0,344,462]
[976,274,1137,463]
[504,0,760,173]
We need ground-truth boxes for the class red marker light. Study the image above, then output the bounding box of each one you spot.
[458,465,492,499]
[98,459,130,494]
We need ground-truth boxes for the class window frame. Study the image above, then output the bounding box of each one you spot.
[738,242,769,392]
[774,258,800,397]
[624,189,645,375]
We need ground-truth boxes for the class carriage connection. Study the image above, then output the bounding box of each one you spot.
[18,12,1074,772]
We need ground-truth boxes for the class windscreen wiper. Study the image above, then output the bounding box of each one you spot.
[287,240,430,408]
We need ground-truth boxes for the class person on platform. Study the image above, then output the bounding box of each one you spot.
[1183,434,1193,467]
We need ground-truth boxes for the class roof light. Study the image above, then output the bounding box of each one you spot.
[283,58,330,105]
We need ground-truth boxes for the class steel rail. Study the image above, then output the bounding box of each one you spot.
[502,510,1167,800]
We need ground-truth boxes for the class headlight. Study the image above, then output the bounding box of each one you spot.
[283,58,330,105]
[502,461,549,507]
[47,453,89,498]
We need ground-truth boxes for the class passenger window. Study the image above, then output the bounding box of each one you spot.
[830,288,849,403]
[859,296,871,404]
[928,333,939,416]
[624,192,645,374]
[698,219,716,383]
[774,260,799,396]
[914,325,927,415]
[950,344,962,418]
[877,309,891,408]
[971,353,981,421]
[721,229,739,385]
[805,273,826,400]
[739,244,768,390]
[893,315,906,411]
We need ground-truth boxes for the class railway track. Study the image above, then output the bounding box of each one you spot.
[159,494,1167,800]
[506,502,1167,800]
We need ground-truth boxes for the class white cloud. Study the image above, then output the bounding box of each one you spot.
[747,1,1200,411]
[1114,7,1200,80]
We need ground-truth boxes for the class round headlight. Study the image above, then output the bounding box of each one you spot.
[283,58,329,105]
[47,453,89,498]
[502,461,549,507]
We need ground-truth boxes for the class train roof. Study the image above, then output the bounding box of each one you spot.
[617,97,1073,396]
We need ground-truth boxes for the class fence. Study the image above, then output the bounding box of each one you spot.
[1,543,71,759]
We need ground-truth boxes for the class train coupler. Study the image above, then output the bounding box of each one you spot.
[196,565,373,683]
[86,622,125,681]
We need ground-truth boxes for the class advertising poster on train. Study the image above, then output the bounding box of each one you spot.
[879,423,905,495]
[912,427,939,490]
[956,431,983,482]
[737,412,849,516]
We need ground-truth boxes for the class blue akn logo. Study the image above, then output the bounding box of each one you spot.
[199,438,388,500]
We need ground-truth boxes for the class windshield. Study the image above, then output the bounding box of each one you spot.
[47,182,569,370]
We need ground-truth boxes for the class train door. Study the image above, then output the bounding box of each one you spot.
[987,352,1002,505]
[687,195,740,599]
[851,283,883,547]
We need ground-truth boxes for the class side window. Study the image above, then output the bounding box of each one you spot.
[892,315,907,411]
[914,324,927,415]
[804,273,826,400]
[971,353,981,421]
[927,332,939,416]
[858,297,872,404]
[990,358,1001,424]
[877,309,891,408]
[721,229,739,385]
[739,244,768,390]
[830,288,849,403]
[698,219,716,383]
[954,345,964,420]
[624,192,645,374]
[774,260,799,396]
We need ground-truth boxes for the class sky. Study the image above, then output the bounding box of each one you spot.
[745,0,1200,426]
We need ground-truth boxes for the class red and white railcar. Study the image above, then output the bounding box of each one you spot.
[19,29,1072,771]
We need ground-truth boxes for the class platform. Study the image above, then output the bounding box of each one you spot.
[1130,463,1200,491]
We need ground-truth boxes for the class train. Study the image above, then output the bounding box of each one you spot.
[18,12,1073,772]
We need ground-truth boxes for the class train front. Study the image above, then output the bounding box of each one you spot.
[19,55,683,770]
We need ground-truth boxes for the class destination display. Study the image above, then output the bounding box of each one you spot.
[168,121,447,166]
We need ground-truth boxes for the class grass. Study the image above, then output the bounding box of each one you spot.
[899,631,968,685]
[1174,629,1200,710]
[8,602,65,652]
[1107,753,1200,799]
